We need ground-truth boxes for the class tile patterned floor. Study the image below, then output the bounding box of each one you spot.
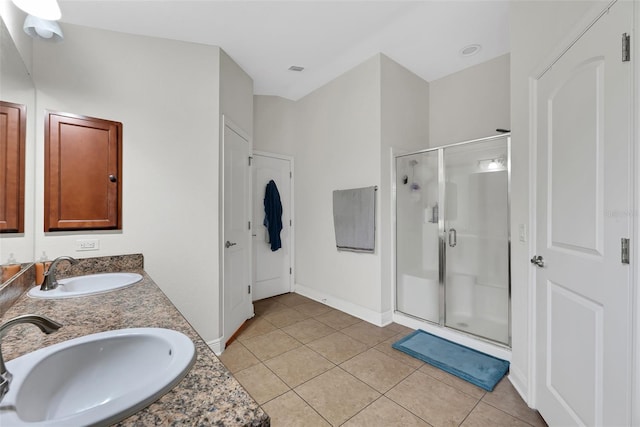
[219,293,547,427]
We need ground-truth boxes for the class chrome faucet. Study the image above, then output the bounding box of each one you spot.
[0,314,62,402]
[40,256,78,291]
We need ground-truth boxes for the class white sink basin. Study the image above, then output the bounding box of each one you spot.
[28,273,143,299]
[0,328,196,426]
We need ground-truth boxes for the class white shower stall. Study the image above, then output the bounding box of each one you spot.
[395,135,510,346]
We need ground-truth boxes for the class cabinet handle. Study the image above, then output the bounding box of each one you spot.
[108,175,117,183]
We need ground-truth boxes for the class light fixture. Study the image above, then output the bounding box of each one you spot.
[11,0,61,21]
[478,157,505,172]
[23,15,64,42]
[460,44,481,57]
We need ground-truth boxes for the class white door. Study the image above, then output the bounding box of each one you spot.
[252,153,292,300]
[222,118,252,345]
[534,2,633,426]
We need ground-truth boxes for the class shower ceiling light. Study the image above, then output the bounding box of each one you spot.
[11,0,61,21]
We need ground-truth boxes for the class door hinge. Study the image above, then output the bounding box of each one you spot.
[290,171,292,178]
[248,285,251,294]
[248,156,253,166]
[289,267,292,275]
[248,221,251,230]
[622,33,630,62]
[621,238,630,264]
[290,219,292,226]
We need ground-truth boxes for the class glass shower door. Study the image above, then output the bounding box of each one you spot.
[443,138,510,345]
[395,151,440,323]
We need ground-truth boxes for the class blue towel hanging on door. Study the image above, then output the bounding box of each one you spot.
[264,180,283,251]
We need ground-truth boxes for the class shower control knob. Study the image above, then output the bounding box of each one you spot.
[225,241,237,249]
[530,255,545,267]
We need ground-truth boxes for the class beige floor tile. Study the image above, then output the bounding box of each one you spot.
[374,335,425,369]
[295,367,380,426]
[293,300,333,317]
[307,331,369,364]
[236,317,278,342]
[234,363,289,404]
[461,402,531,427]
[314,310,362,330]
[242,329,302,361]
[387,371,479,427]
[340,348,416,393]
[274,292,314,307]
[265,346,335,388]
[254,298,288,317]
[343,396,430,427]
[263,306,310,328]
[340,321,399,347]
[482,378,547,427]
[262,391,330,427]
[218,340,260,373]
[384,323,415,336]
[419,363,486,399]
[282,318,336,344]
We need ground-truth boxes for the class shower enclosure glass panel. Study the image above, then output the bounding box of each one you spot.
[443,139,509,344]
[395,135,510,346]
[395,151,440,323]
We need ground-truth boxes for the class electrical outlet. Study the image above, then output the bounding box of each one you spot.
[76,239,100,251]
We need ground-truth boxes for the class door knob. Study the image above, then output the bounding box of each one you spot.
[225,241,237,248]
[530,255,545,267]
[108,174,117,183]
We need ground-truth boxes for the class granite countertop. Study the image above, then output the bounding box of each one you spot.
[0,269,270,426]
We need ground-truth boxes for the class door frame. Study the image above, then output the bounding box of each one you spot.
[252,150,295,296]
[219,114,253,352]
[527,1,639,421]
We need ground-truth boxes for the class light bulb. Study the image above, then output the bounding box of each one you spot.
[35,27,54,39]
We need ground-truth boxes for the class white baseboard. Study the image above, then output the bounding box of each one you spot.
[392,311,512,361]
[294,283,393,327]
[508,365,530,406]
[207,337,224,356]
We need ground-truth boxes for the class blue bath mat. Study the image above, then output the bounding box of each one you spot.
[392,330,509,391]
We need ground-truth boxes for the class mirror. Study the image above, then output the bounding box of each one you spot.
[0,18,35,283]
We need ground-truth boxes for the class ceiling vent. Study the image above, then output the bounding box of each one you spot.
[288,65,305,72]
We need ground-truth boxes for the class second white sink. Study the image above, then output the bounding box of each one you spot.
[28,273,143,299]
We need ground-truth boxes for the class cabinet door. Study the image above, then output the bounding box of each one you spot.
[0,101,26,233]
[45,111,122,231]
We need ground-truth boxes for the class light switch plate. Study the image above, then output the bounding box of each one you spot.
[76,239,100,251]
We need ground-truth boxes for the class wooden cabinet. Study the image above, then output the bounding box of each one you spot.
[45,111,122,231]
[0,101,26,233]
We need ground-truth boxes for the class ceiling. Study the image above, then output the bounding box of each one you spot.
[57,1,510,101]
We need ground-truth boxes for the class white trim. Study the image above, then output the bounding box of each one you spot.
[207,337,224,356]
[509,365,529,407]
[632,3,640,425]
[294,282,393,327]
[252,150,295,295]
[392,311,511,361]
[532,0,617,80]
[389,147,399,327]
[219,114,253,351]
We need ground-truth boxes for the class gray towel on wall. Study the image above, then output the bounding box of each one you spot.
[333,186,376,253]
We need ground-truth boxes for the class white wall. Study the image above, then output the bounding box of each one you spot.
[253,95,295,156]
[429,54,510,147]
[31,23,229,343]
[380,55,430,314]
[0,1,32,72]
[509,0,604,402]
[293,55,383,319]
